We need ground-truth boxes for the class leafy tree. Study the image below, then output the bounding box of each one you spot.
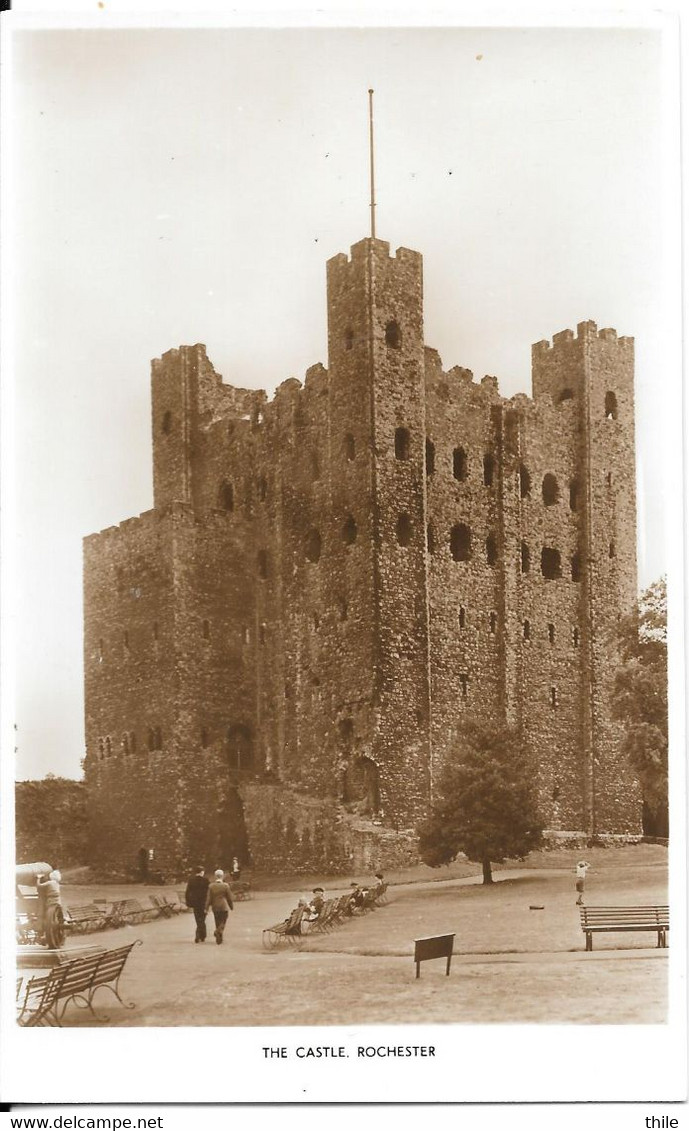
[611,577,668,836]
[418,722,543,883]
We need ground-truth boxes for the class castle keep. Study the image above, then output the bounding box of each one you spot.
[83,235,641,876]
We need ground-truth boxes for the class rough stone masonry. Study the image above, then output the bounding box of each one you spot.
[83,235,641,876]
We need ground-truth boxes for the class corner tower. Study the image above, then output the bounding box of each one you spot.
[326,238,432,830]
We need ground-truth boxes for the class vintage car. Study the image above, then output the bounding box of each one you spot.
[16,862,65,948]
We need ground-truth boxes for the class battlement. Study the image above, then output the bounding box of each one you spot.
[533,321,634,357]
[327,237,423,270]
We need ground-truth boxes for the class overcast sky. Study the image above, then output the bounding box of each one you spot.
[9,24,671,781]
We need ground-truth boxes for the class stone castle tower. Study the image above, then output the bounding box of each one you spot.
[83,234,641,876]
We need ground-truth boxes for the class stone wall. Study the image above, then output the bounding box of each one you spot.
[83,236,642,876]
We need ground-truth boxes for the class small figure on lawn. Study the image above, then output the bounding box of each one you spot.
[575,860,591,906]
[231,856,241,883]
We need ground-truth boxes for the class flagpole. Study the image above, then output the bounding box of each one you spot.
[368,89,376,239]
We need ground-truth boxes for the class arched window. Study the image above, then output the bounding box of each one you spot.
[219,481,234,512]
[343,755,380,814]
[541,547,562,579]
[305,529,322,563]
[450,524,471,562]
[394,427,410,460]
[396,513,412,546]
[521,542,530,574]
[385,320,402,349]
[558,388,574,403]
[344,328,354,351]
[542,474,559,506]
[519,465,531,498]
[483,453,495,487]
[161,411,172,435]
[605,391,618,420]
[453,447,468,481]
[571,553,581,582]
[486,533,498,566]
[226,724,254,773]
[569,479,579,512]
[344,433,356,461]
[425,438,435,476]
[342,516,357,545]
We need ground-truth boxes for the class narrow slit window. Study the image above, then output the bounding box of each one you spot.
[161,411,172,435]
[519,465,531,498]
[394,427,410,460]
[202,619,210,641]
[542,474,559,506]
[105,736,112,757]
[459,674,468,698]
[483,453,495,487]
[219,481,234,512]
[453,447,468,481]
[201,728,209,749]
[523,619,531,640]
[425,438,435,476]
[426,524,435,554]
[569,479,579,511]
[396,513,412,546]
[123,631,130,652]
[609,542,616,558]
[385,320,402,349]
[571,553,581,582]
[450,524,472,562]
[490,612,497,634]
[258,476,268,501]
[548,623,555,644]
[98,738,105,760]
[344,433,356,461]
[342,516,357,545]
[486,533,498,566]
[305,528,322,562]
[605,391,618,420]
[153,622,159,643]
[550,687,557,710]
[459,606,466,629]
[521,542,530,574]
[573,627,580,648]
[257,550,269,579]
[344,328,354,351]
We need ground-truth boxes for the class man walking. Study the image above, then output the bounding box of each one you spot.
[185,865,210,943]
[206,868,234,945]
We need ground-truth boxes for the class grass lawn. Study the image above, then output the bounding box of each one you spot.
[45,845,667,1027]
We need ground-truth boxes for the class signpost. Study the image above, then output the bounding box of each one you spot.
[414,933,455,979]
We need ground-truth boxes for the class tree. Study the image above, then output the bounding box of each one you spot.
[418,722,543,883]
[611,577,668,836]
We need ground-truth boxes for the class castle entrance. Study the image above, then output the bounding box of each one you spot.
[216,786,250,870]
[343,756,380,815]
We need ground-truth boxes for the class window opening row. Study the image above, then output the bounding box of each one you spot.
[458,608,581,647]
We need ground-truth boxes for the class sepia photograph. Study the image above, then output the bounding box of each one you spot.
[1,4,684,1109]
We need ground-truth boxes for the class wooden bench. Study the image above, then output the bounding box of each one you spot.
[17,940,142,1026]
[262,906,306,950]
[106,898,156,928]
[580,905,669,951]
[148,894,180,919]
[65,904,108,934]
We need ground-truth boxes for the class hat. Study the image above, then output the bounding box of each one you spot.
[49,870,61,882]
[196,865,205,873]
[313,887,324,893]
[214,869,224,879]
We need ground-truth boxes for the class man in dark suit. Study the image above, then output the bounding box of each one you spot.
[185,865,210,943]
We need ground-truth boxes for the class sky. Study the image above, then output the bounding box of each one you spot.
[7,23,673,781]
